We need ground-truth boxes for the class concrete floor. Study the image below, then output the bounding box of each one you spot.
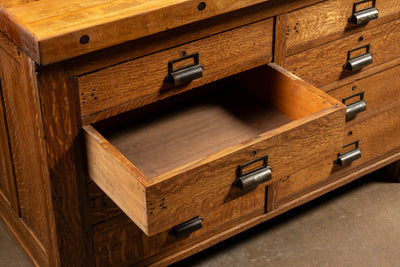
[1,170,400,267]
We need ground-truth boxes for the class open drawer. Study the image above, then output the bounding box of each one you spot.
[83,63,346,236]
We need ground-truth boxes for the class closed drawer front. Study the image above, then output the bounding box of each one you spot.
[78,18,274,121]
[275,155,338,206]
[285,18,400,87]
[83,63,345,236]
[276,100,400,206]
[327,64,400,122]
[335,101,400,172]
[285,0,400,52]
[91,189,266,267]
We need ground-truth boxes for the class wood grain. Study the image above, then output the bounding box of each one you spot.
[0,0,324,64]
[85,63,345,236]
[62,0,323,78]
[285,0,400,54]
[92,149,400,267]
[84,124,149,233]
[338,100,400,173]
[275,155,338,205]
[92,197,265,267]
[104,87,291,178]
[285,19,400,87]
[0,36,52,252]
[77,18,274,119]
[0,77,18,213]
[327,64,400,122]
[37,65,95,266]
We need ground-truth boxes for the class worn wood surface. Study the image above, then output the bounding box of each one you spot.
[78,18,273,120]
[37,64,95,266]
[321,57,400,92]
[0,0,324,65]
[104,87,291,178]
[62,0,322,79]
[275,155,337,205]
[92,200,265,267]
[91,149,400,267]
[285,19,400,88]
[85,64,345,236]
[328,64,400,122]
[0,75,18,213]
[84,124,149,234]
[284,0,400,55]
[338,100,400,174]
[0,34,53,253]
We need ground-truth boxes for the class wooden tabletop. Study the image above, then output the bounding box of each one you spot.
[0,0,273,65]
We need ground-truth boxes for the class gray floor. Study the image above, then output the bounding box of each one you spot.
[1,170,400,267]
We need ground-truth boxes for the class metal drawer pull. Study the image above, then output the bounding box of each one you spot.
[349,0,379,25]
[166,52,203,86]
[235,155,272,191]
[170,216,203,238]
[335,141,361,167]
[343,44,373,71]
[343,92,367,121]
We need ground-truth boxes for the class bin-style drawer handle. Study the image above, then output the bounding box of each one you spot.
[343,92,367,121]
[170,216,203,238]
[343,44,373,71]
[335,141,362,167]
[234,155,272,191]
[349,0,379,25]
[165,52,204,86]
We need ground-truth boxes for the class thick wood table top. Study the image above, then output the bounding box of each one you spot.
[0,0,322,65]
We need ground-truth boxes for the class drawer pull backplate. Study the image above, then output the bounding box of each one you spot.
[343,44,373,71]
[235,155,272,191]
[343,92,367,121]
[349,0,379,25]
[335,141,362,167]
[166,52,204,86]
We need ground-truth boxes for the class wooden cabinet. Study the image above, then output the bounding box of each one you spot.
[0,0,399,266]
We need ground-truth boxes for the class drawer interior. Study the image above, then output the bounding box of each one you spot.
[84,63,345,236]
[100,86,292,179]
[97,64,334,180]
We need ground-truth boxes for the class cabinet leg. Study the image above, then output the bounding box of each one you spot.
[386,161,400,182]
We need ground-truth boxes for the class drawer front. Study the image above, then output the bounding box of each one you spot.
[327,64,400,122]
[285,18,400,87]
[78,18,274,120]
[276,101,400,206]
[93,197,265,267]
[336,101,400,172]
[84,64,345,236]
[285,0,400,51]
[275,154,338,205]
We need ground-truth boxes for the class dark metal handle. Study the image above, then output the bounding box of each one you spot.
[343,92,367,121]
[335,141,362,167]
[166,52,203,86]
[235,155,272,191]
[349,0,379,25]
[343,44,373,71]
[170,216,203,238]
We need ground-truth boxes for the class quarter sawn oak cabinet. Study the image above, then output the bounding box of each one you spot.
[0,0,399,266]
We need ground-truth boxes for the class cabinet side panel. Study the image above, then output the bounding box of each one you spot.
[0,78,18,212]
[0,32,53,266]
[0,39,51,251]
